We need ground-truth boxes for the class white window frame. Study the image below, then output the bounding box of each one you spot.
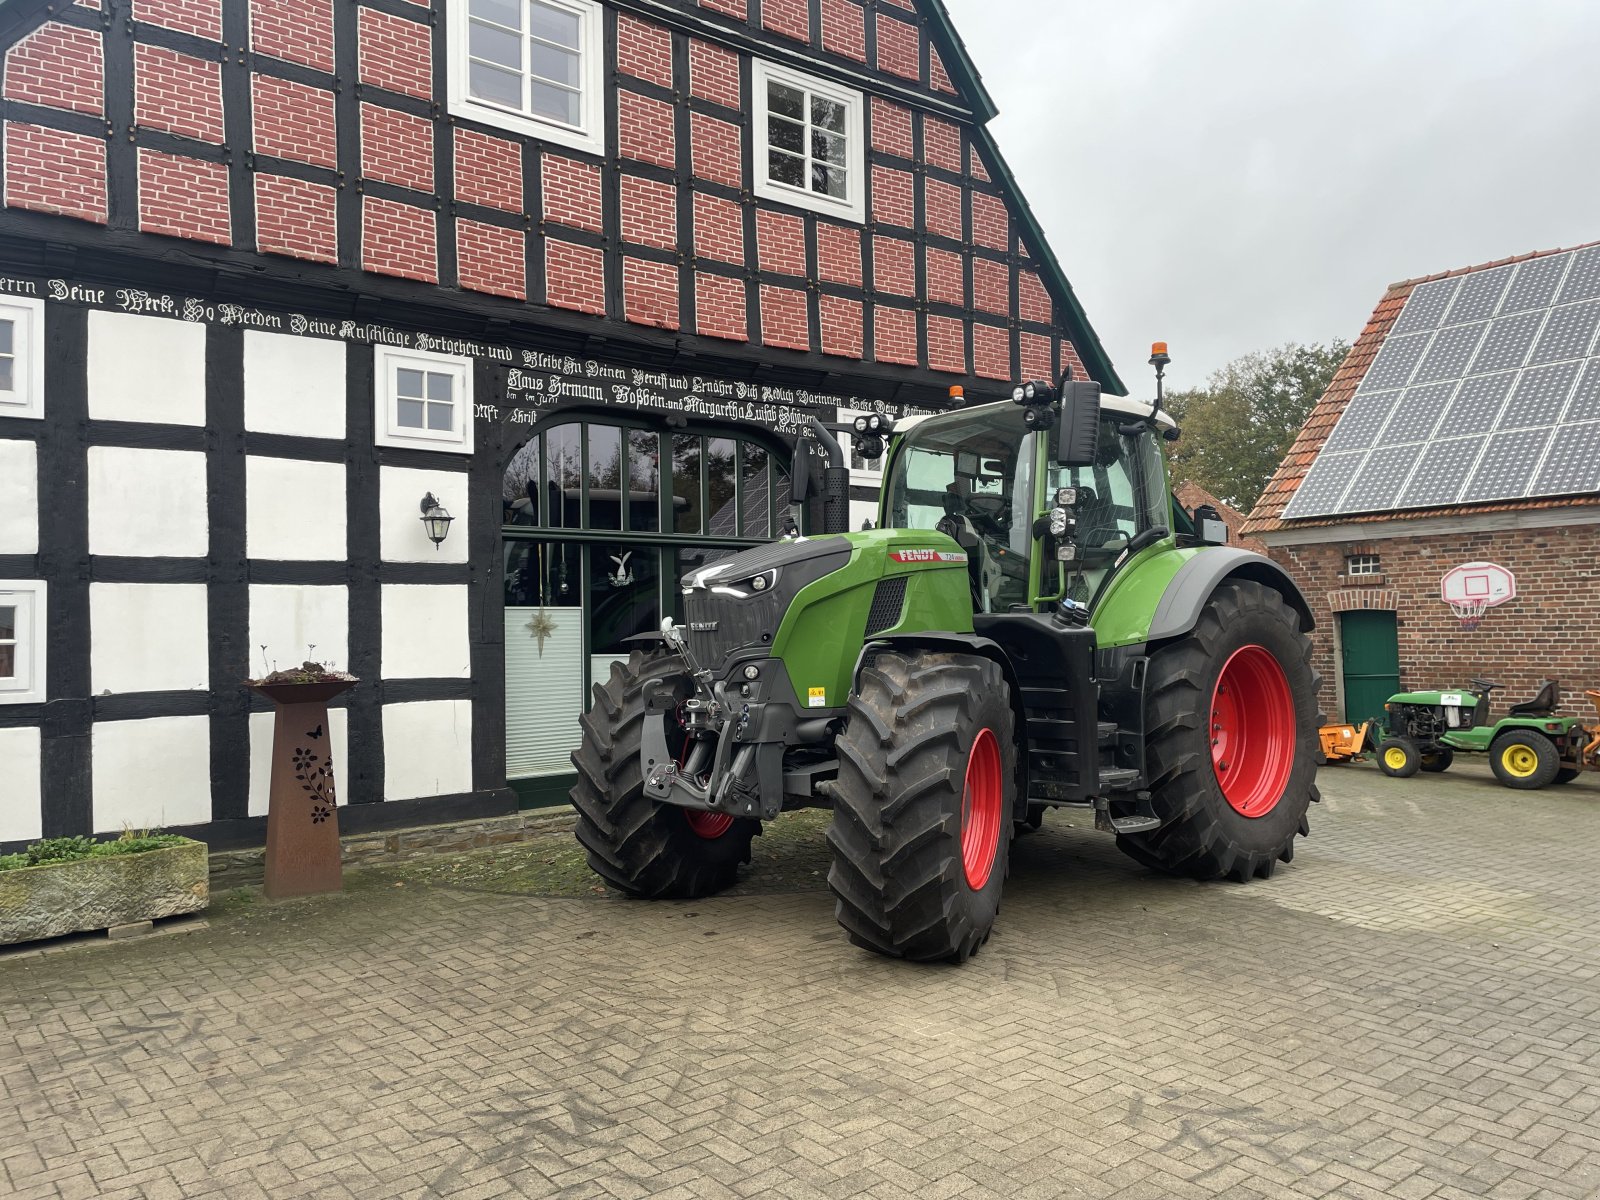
[752,59,866,224]
[0,296,45,421]
[1345,553,1382,577]
[0,580,46,705]
[375,347,475,456]
[446,0,606,157]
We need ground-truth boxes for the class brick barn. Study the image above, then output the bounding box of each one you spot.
[1243,242,1600,728]
[0,0,1121,849]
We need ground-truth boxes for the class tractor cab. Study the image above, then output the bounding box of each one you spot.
[880,385,1177,618]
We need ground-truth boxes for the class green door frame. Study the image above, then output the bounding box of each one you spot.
[1339,608,1401,727]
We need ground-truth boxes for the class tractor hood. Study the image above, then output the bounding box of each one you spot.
[678,537,854,674]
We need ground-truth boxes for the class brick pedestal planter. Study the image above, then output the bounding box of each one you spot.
[0,841,209,946]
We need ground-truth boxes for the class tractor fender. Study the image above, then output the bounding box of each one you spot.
[852,632,1031,820]
[1147,548,1314,641]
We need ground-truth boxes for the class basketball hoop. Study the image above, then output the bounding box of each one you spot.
[1449,598,1488,631]
[1441,561,1515,632]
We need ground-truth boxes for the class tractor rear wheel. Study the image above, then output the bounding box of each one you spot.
[827,650,1017,963]
[1489,730,1561,790]
[1116,580,1318,882]
[571,651,760,899]
[1377,738,1422,777]
[1419,746,1454,773]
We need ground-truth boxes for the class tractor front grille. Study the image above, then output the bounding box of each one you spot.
[864,576,908,636]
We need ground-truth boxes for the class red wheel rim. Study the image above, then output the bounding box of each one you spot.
[684,810,735,839]
[1209,645,1296,817]
[961,728,1003,890]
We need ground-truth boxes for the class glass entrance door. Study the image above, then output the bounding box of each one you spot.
[501,416,788,803]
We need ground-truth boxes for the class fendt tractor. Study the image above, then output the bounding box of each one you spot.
[571,346,1321,962]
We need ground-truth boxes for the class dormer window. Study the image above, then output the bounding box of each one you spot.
[447,0,605,156]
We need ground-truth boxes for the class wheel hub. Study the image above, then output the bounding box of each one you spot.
[1502,746,1538,778]
[684,809,735,839]
[960,728,1003,890]
[1209,645,1296,817]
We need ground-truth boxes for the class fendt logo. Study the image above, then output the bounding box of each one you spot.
[890,550,968,564]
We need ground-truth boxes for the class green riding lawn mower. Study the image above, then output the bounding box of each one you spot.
[571,347,1323,963]
[1376,679,1594,789]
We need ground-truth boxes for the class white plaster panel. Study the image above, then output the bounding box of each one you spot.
[0,439,38,555]
[87,311,207,426]
[248,585,350,676]
[246,456,347,561]
[89,583,209,694]
[243,331,347,439]
[379,466,470,563]
[382,700,473,801]
[0,725,42,843]
[381,584,470,679]
[247,706,350,818]
[87,446,209,557]
[92,716,212,832]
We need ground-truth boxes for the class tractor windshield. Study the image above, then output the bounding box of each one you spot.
[1049,421,1170,605]
[885,404,1035,612]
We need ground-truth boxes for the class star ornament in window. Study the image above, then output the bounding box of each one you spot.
[526,609,558,655]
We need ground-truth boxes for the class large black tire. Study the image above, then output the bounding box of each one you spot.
[1378,737,1422,778]
[1489,730,1561,790]
[1116,580,1318,882]
[827,651,1017,963]
[571,651,760,899]
[1419,746,1454,773]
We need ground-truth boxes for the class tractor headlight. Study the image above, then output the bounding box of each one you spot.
[854,415,871,434]
[1022,405,1056,432]
[1056,487,1078,508]
[1048,507,1070,536]
[1011,385,1029,405]
[743,664,761,681]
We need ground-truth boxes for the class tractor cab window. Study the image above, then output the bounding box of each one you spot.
[887,405,1034,612]
[1049,418,1169,605]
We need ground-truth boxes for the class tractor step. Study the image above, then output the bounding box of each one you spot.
[1098,767,1141,791]
[1108,813,1162,834]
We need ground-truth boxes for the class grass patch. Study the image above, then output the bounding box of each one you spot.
[0,832,190,872]
[351,809,837,899]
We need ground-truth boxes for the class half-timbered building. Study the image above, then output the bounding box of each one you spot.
[0,0,1119,848]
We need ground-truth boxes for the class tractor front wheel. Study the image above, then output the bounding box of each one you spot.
[1378,738,1422,777]
[1490,731,1561,790]
[1419,746,1454,773]
[1116,580,1318,882]
[571,651,760,898]
[827,650,1017,963]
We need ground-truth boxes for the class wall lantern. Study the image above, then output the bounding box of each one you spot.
[419,492,455,549]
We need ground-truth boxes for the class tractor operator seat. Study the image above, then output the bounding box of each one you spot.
[1508,679,1561,718]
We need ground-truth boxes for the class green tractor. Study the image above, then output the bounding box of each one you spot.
[571,348,1322,962]
[1376,679,1590,789]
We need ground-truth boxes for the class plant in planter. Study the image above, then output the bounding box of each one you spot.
[0,832,209,946]
[245,655,358,900]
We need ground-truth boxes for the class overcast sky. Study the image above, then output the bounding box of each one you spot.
[943,0,1600,392]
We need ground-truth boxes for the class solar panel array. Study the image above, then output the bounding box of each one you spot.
[1281,245,1600,520]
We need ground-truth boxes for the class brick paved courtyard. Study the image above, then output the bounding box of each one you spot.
[3,762,1598,1200]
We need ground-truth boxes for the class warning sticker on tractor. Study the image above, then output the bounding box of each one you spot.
[808,687,828,708]
[1441,693,1465,707]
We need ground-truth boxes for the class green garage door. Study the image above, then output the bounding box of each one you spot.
[1340,609,1401,727]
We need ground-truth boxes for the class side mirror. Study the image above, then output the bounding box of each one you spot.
[790,436,811,505]
[1053,380,1102,467]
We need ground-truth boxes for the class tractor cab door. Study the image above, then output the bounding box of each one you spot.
[884,406,1036,613]
[1049,417,1170,607]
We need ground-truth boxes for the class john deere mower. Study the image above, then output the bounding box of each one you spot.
[571,347,1321,962]
[1376,679,1590,789]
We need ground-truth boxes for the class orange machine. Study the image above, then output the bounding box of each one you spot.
[1585,690,1600,768]
[1319,720,1373,764]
